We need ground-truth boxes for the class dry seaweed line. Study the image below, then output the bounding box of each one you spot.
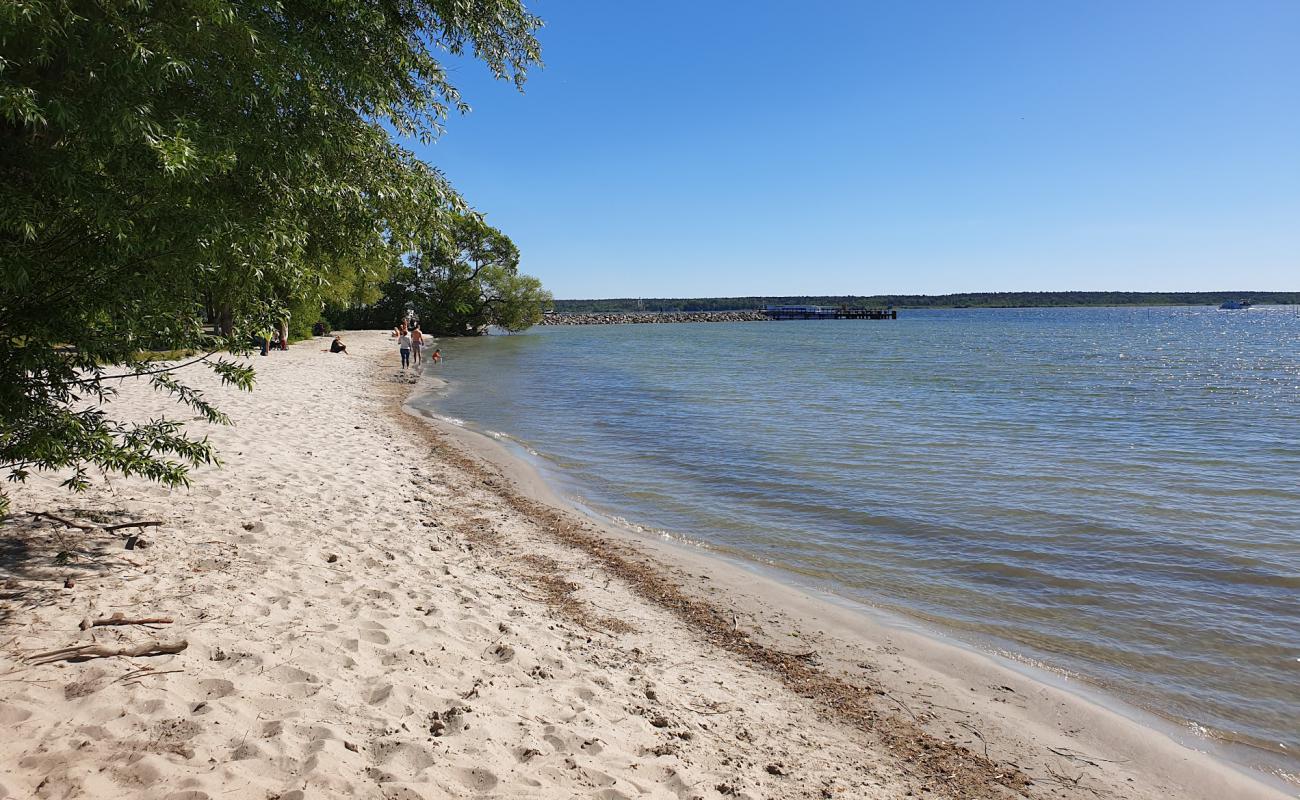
[393,401,1036,800]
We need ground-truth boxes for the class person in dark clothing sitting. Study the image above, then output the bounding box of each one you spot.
[322,336,349,355]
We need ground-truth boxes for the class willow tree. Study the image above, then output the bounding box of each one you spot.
[386,213,552,336]
[0,1,542,515]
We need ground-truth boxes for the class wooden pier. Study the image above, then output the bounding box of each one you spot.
[762,305,897,320]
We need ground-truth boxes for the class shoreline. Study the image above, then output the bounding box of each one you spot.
[0,332,1291,799]
[402,356,1297,799]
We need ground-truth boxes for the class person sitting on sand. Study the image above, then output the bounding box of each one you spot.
[322,336,348,354]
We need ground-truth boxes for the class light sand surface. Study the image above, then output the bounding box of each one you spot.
[0,332,1290,800]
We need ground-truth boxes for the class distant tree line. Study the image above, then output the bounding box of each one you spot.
[327,213,551,335]
[553,292,1300,313]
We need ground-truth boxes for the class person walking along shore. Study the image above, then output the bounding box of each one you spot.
[398,330,412,369]
[411,326,424,366]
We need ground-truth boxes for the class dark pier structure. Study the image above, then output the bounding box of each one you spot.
[762,305,897,320]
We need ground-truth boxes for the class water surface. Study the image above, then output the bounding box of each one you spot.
[411,307,1300,777]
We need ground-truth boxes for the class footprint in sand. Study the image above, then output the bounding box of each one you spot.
[486,643,516,663]
[371,740,436,774]
[269,665,318,684]
[0,701,33,725]
[362,587,396,603]
[230,741,266,761]
[359,627,390,645]
[198,678,236,699]
[453,768,499,793]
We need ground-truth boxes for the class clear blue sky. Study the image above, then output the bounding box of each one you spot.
[414,0,1299,298]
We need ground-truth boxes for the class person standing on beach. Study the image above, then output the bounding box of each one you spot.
[410,326,423,366]
[398,330,412,369]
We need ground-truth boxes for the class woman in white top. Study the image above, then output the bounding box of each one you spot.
[398,332,412,368]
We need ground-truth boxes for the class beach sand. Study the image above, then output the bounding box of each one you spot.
[0,333,1289,799]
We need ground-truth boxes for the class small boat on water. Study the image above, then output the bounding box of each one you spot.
[1219,299,1252,310]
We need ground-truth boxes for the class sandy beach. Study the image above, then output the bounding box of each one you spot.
[0,333,1289,800]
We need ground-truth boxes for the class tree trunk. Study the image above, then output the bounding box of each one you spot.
[217,306,234,337]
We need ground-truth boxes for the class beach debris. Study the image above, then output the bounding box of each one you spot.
[27,511,96,531]
[62,577,75,589]
[648,741,677,757]
[325,553,339,563]
[27,510,160,550]
[27,639,188,664]
[766,763,788,776]
[104,520,161,533]
[486,643,515,663]
[428,704,470,737]
[79,611,174,630]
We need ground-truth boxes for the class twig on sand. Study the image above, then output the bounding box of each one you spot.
[112,667,185,686]
[26,511,95,531]
[957,721,990,760]
[27,511,162,550]
[103,520,162,532]
[1038,764,1105,796]
[1047,746,1125,767]
[26,639,188,664]
[683,702,734,716]
[879,690,922,723]
[79,612,174,631]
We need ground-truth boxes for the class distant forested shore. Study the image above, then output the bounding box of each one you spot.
[554,292,1300,313]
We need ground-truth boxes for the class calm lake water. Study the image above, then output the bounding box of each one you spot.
[411,307,1300,776]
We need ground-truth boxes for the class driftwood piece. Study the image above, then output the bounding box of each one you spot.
[27,639,188,664]
[79,612,174,631]
[104,520,162,533]
[27,511,162,541]
[26,511,96,531]
[25,511,162,552]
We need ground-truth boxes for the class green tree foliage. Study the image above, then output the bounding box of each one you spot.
[0,1,542,515]
[339,213,551,335]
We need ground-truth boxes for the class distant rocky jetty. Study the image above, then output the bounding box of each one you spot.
[538,310,768,325]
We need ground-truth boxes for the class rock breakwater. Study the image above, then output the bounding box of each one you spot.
[538,310,768,325]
